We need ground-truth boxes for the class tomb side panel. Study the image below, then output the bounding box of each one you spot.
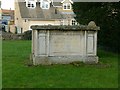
[49,31,83,56]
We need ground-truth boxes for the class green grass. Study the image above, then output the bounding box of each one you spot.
[2,40,118,88]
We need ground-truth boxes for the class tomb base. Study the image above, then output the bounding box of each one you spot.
[32,55,98,65]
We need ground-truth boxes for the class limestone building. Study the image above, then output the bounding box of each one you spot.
[15,0,78,33]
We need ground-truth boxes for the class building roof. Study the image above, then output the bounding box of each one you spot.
[52,2,61,7]
[2,9,14,14]
[18,1,75,20]
[52,0,62,6]
[2,9,14,20]
[52,0,75,7]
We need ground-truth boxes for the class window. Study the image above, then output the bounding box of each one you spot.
[27,3,35,8]
[41,1,50,9]
[32,4,34,7]
[46,4,48,8]
[28,4,30,7]
[67,4,70,9]
[64,5,67,9]
[55,9,57,14]
[26,0,36,8]
[63,3,71,10]
[71,20,76,25]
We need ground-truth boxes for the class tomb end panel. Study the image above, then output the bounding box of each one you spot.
[38,31,47,55]
[86,31,97,56]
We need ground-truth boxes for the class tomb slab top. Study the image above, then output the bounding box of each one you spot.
[31,25,100,31]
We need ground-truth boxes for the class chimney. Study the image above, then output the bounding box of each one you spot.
[55,8,57,14]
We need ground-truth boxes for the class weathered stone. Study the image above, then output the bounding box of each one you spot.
[83,56,99,64]
[87,21,98,30]
[31,25,100,31]
[31,24,100,65]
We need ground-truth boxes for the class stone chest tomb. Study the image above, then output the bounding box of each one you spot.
[31,21,100,65]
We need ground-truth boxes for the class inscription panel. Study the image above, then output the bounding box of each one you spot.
[87,32,95,54]
[49,31,82,56]
[38,33,46,55]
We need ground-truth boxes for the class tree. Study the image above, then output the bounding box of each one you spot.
[73,2,120,52]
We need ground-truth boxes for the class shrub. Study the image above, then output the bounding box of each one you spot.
[23,30,32,40]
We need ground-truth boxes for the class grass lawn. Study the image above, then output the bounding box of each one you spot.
[2,40,118,88]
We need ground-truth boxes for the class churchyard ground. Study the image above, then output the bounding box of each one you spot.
[2,40,118,88]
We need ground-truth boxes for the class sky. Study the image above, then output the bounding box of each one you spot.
[1,0,15,10]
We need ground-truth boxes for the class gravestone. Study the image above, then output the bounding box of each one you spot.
[31,21,100,65]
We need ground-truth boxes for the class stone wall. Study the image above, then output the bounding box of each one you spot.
[2,31,23,40]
